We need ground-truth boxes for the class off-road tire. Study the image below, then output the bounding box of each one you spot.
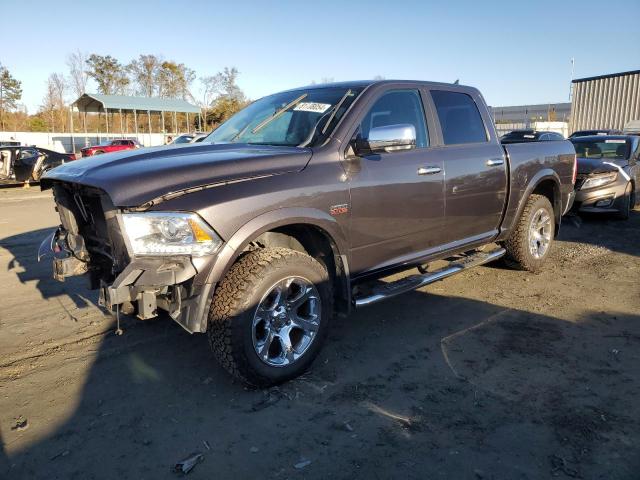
[503,194,555,273]
[208,247,332,387]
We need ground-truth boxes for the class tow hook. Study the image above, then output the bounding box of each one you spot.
[113,304,123,336]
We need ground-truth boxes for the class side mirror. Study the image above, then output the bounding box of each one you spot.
[354,124,416,155]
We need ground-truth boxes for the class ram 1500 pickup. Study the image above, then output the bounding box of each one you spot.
[39,80,576,386]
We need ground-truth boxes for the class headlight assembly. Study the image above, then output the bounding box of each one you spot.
[580,172,617,190]
[122,212,222,256]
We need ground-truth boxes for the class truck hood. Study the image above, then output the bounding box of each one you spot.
[576,156,623,175]
[42,143,312,206]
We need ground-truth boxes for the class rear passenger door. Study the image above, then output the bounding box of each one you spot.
[429,89,508,246]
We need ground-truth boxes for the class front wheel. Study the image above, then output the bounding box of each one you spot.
[503,194,555,273]
[208,247,332,387]
[614,183,633,220]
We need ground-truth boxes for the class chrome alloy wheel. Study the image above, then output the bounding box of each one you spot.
[252,277,321,367]
[528,207,552,259]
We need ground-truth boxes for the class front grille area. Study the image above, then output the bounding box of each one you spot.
[52,182,129,288]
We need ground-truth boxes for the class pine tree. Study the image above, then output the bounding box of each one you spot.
[0,64,23,131]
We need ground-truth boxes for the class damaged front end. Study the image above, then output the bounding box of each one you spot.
[39,181,220,332]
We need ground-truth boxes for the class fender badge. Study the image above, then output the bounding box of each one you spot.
[330,204,349,216]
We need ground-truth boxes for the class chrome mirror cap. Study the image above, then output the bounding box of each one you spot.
[364,124,416,153]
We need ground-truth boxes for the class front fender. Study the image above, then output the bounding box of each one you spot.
[184,207,349,334]
[205,207,349,286]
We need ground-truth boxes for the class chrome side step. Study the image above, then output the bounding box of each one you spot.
[354,248,505,307]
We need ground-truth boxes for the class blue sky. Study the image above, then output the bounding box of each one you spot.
[1,0,639,113]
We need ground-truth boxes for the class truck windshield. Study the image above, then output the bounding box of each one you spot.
[205,87,362,147]
[570,139,630,160]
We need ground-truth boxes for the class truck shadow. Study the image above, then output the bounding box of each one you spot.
[0,227,96,309]
[485,210,640,273]
[2,288,639,479]
[559,209,640,258]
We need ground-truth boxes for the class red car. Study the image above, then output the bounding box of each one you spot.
[81,139,141,157]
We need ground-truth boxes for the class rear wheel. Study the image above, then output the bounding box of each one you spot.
[503,194,555,272]
[94,150,105,155]
[208,247,332,387]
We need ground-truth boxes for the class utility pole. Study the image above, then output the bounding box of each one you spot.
[569,58,575,102]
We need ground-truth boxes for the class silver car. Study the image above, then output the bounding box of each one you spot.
[571,135,640,219]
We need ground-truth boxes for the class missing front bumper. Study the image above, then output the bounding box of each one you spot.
[96,256,213,333]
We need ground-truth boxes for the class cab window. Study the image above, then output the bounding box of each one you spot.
[359,89,429,148]
[431,90,488,145]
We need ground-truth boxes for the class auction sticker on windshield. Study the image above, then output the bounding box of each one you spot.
[294,102,332,113]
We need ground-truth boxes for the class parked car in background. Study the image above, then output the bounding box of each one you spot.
[40,79,576,386]
[169,134,195,144]
[81,139,141,157]
[570,135,640,219]
[191,133,209,143]
[169,133,208,145]
[569,129,622,138]
[500,129,565,143]
[0,145,76,183]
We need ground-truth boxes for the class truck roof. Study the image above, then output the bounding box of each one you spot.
[285,79,469,93]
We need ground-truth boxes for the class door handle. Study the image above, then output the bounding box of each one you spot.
[418,166,442,175]
[486,158,504,167]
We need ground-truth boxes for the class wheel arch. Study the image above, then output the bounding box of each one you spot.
[204,208,352,317]
[514,170,562,237]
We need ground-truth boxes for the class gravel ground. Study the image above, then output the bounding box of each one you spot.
[1,188,639,479]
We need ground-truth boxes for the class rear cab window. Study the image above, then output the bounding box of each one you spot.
[431,90,488,145]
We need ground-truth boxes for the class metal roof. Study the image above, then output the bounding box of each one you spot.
[572,69,640,84]
[72,93,201,114]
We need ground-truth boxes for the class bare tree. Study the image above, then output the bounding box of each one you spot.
[41,77,58,131]
[50,73,67,106]
[198,75,218,128]
[66,50,89,98]
[198,67,247,128]
[41,73,68,132]
[198,67,246,127]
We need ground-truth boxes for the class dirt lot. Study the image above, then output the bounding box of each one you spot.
[1,187,639,480]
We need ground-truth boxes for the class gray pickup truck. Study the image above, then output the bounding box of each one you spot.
[40,80,576,386]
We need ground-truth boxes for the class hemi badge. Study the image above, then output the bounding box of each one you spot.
[330,204,349,216]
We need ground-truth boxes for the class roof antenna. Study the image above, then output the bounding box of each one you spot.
[453,79,459,85]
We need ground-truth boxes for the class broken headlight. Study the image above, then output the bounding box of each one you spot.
[580,172,617,190]
[122,212,222,256]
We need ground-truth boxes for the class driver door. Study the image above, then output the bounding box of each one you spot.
[346,88,445,277]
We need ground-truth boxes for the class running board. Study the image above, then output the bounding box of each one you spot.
[354,248,506,307]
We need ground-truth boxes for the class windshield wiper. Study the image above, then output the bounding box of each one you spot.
[321,89,352,135]
[230,123,251,142]
[251,93,307,135]
[298,89,354,148]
